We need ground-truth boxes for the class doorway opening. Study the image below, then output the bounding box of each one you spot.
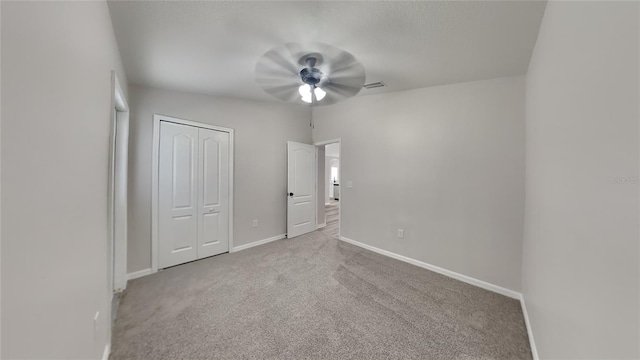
[109,72,129,294]
[108,71,129,351]
[316,141,340,238]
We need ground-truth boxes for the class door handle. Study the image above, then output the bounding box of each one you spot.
[289,192,294,197]
[208,209,219,213]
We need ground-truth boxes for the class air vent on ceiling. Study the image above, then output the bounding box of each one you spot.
[362,81,385,89]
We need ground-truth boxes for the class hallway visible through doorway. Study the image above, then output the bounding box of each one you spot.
[319,199,339,238]
[316,141,340,238]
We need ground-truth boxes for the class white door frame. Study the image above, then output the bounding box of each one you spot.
[110,71,129,293]
[314,138,341,238]
[151,114,235,273]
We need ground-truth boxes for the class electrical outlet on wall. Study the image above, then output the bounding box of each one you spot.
[397,229,404,239]
[252,219,258,228]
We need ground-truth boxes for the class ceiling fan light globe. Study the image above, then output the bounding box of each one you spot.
[314,87,326,101]
[300,86,312,103]
[298,84,311,97]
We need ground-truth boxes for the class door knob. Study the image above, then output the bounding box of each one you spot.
[289,192,294,197]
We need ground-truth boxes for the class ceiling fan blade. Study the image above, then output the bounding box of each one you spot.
[256,47,299,78]
[327,51,358,73]
[260,82,301,102]
[255,75,299,86]
[323,68,365,86]
[324,82,361,96]
[318,63,365,105]
[313,82,360,106]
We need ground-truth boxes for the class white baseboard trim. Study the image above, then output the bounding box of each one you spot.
[126,268,153,281]
[317,222,327,229]
[125,235,286,279]
[231,234,286,253]
[338,236,521,300]
[519,295,539,360]
[102,343,111,360]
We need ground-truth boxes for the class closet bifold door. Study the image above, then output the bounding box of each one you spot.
[158,121,199,268]
[197,128,230,258]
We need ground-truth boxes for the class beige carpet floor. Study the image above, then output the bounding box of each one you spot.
[111,231,531,359]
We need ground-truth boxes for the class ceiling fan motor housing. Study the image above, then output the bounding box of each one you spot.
[300,67,324,86]
[300,57,324,86]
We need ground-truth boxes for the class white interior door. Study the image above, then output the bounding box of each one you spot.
[158,122,199,268]
[197,128,230,258]
[287,141,316,238]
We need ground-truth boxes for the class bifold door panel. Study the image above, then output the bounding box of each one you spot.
[197,128,230,258]
[158,122,199,268]
[158,121,229,269]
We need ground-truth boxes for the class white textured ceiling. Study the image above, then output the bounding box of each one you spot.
[108,1,546,103]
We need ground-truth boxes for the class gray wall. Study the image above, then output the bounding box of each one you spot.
[523,1,640,358]
[127,85,311,273]
[313,76,525,291]
[317,146,325,225]
[1,1,128,358]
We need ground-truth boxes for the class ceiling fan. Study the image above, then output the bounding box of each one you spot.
[255,43,366,106]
